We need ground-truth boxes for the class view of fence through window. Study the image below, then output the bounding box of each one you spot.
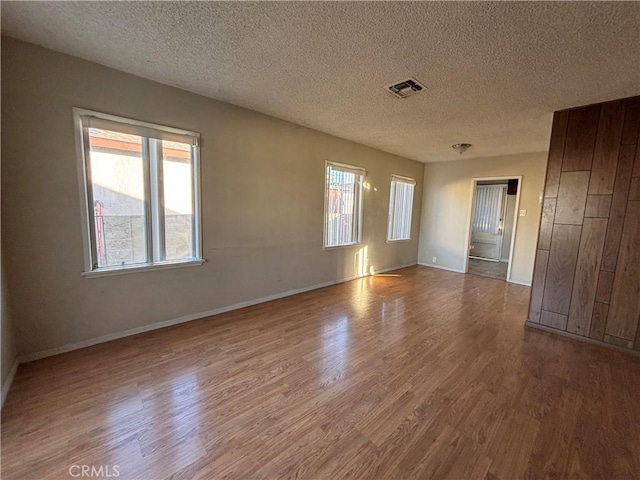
[161,140,194,261]
[325,164,363,247]
[88,129,194,267]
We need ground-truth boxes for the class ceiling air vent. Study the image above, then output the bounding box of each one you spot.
[385,78,427,99]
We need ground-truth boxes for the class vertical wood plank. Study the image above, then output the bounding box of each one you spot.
[628,177,640,201]
[562,106,601,172]
[584,195,612,218]
[621,97,640,145]
[606,201,640,341]
[588,101,625,194]
[555,171,590,225]
[589,303,609,341]
[542,224,582,317]
[540,311,568,330]
[567,218,608,336]
[528,250,549,323]
[538,199,556,250]
[594,270,615,304]
[538,97,639,352]
[601,144,636,271]
[544,111,570,198]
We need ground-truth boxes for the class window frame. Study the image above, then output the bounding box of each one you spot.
[386,174,416,242]
[73,108,204,278]
[323,161,365,249]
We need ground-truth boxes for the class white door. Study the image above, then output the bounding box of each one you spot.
[470,185,506,261]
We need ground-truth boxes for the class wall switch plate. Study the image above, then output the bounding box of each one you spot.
[519,209,527,217]
[432,257,437,263]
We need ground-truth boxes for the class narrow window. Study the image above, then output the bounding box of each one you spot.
[76,110,201,273]
[324,162,364,247]
[387,175,415,241]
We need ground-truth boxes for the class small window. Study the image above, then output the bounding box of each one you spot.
[387,175,416,241]
[75,110,202,273]
[324,162,364,247]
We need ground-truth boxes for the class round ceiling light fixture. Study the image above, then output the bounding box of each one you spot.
[452,143,472,155]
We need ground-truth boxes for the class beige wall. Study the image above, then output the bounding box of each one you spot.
[1,249,17,392]
[417,152,548,285]
[2,188,18,396]
[2,94,18,395]
[1,38,424,357]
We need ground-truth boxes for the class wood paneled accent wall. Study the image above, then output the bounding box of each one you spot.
[528,96,640,352]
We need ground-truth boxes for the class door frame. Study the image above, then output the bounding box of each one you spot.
[463,175,523,283]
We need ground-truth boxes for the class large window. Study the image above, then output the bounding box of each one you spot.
[75,110,202,274]
[387,175,415,241]
[324,162,364,247]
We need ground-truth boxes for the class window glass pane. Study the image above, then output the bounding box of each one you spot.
[388,179,414,240]
[161,140,194,261]
[326,165,362,247]
[88,129,147,267]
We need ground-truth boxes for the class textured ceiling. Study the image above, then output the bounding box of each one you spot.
[2,1,639,163]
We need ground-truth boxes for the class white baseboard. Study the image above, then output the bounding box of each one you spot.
[1,359,19,409]
[507,278,531,287]
[417,262,465,274]
[17,262,417,364]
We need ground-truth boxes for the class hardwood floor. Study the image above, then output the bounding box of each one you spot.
[2,266,640,479]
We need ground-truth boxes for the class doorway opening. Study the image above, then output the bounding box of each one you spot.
[464,176,521,282]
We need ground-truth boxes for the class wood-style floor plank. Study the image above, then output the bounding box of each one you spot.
[542,224,583,316]
[589,100,625,195]
[544,110,570,198]
[567,217,608,336]
[607,201,640,340]
[555,171,591,225]
[2,266,640,480]
[561,105,601,172]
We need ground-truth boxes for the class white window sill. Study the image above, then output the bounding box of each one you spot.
[386,238,412,243]
[323,242,363,250]
[82,259,205,279]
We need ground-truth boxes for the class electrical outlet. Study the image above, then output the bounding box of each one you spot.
[519,209,527,217]
[432,256,437,263]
